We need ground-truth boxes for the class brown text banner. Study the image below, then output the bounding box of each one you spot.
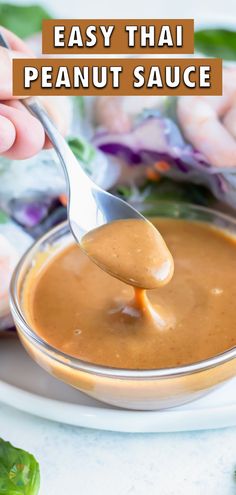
[13,58,222,96]
[42,19,194,54]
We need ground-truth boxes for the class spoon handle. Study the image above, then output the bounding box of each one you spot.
[0,30,144,239]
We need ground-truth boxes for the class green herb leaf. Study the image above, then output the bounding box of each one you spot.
[195,29,236,60]
[144,178,213,205]
[115,185,133,200]
[68,136,96,169]
[0,210,8,224]
[0,438,40,495]
[73,96,85,116]
[114,178,213,207]
[0,3,51,39]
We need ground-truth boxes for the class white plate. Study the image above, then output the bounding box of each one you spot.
[1,337,236,432]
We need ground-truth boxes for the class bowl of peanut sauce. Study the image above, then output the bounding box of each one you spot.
[9,202,236,410]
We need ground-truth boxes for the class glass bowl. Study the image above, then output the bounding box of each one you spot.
[9,201,236,410]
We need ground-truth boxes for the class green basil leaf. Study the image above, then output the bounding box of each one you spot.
[0,3,51,39]
[195,29,236,60]
[67,136,96,166]
[0,438,40,495]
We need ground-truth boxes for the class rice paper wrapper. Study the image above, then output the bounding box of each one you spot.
[0,212,32,332]
[93,110,236,210]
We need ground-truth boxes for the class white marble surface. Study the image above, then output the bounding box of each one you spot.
[1,402,236,495]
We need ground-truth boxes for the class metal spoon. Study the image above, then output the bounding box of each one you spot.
[0,31,145,243]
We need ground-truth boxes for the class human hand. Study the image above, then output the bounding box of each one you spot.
[0,27,70,159]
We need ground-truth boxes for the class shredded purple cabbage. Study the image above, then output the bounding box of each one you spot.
[93,114,236,207]
[93,115,207,168]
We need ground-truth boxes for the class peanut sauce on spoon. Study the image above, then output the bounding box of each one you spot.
[81,219,174,290]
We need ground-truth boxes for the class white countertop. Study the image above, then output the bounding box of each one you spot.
[1,402,236,494]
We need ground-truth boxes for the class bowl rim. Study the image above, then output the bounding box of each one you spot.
[9,201,236,379]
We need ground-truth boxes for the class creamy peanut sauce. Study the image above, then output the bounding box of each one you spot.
[81,219,174,289]
[23,218,236,370]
